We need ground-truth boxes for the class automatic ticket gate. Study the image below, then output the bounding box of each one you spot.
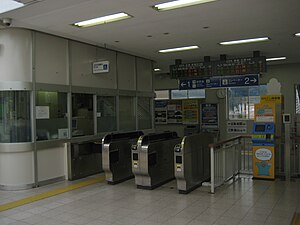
[174,133,214,194]
[102,131,143,184]
[132,131,180,189]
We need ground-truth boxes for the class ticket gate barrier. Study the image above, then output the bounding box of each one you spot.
[174,133,214,194]
[102,131,143,184]
[132,131,180,190]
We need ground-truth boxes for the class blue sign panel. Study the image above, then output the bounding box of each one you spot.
[179,74,259,90]
[220,74,258,87]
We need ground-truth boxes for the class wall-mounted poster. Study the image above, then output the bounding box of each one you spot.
[201,103,219,128]
[182,100,199,124]
[154,100,168,124]
[167,100,182,124]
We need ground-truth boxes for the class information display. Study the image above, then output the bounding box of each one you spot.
[201,103,218,128]
[170,56,266,79]
[179,74,259,90]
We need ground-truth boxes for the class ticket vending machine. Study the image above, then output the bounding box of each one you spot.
[252,122,275,179]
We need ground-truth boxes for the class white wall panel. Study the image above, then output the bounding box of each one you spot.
[117,53,136,90]
[37,146,66,182]
[35,33,68,85]
[137,58,153,91]
[70,41,117,89]
[0,28,32,82]
[0,151,34,186]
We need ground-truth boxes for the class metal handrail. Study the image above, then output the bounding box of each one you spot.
[209,135,252,194]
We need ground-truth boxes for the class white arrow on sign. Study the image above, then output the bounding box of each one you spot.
[250,78,257,83]
[181,82,187,87]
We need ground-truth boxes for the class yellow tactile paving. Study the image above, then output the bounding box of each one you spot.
[0,176,105,212]
[291,213,300,225]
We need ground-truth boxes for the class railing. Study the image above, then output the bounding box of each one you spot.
[208,135,252,194]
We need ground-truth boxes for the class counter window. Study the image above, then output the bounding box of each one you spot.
[36,91,68,140]
[72,93,94,137]
[97,96,116,133]
[119,96,136,131]
[0,91,31,143]
[138,97,152,130]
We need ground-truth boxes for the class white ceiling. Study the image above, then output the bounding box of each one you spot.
[1,0,300,73]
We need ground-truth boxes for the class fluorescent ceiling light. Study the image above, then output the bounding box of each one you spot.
[73,12,132,28]
[159,45,199,53]
[220,37,270,45]
[295,32,300,37]
[153,0,217,11]
[0,0,24,14]
[154,68,161,72]
[266,57,286,62]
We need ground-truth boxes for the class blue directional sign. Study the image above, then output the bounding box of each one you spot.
[179,74,259,90]
[220,74,258,87]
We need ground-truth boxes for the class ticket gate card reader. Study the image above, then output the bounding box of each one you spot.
[252,123,275,180]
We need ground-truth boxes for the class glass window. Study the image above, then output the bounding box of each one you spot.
[138,97,152,130]
[72,93,94,137]
[155,90,169,100]
[171,90,188,99]
[188,89,205,99]
[228,85,267,120]
[0,91,31,143]
[119,96,136,131]
[97,96,117,133]
[36,91,68,140]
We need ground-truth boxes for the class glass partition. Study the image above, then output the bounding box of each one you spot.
[119,96,136,131]
[0,91,31,143]
[36,91,68,140]
[97,96,117,133]
[138,97,152,130]
[72,93,94,137]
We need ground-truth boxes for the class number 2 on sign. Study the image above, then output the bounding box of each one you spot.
[245,77,250,85]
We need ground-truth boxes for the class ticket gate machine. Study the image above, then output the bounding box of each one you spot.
[102,131,143,184]
[252,123,275,179]
[132,131,180,190]
[174,133,213,194]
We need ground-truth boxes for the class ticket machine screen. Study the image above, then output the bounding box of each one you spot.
[252,123,275,143]
[255,125,265,132]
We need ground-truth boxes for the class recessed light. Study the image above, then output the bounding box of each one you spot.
[154,68,161,72]
[266,57,286,62]
[73,12,132,28]
[153,0,218,11]
[158,45,199,53]
[295,32,300,37]
[0,0,24,14]
[219,37,270,45]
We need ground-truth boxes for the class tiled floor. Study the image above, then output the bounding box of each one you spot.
[0,175,300,225]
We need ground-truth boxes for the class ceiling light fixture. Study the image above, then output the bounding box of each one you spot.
[154,68,161,72]
[266,57,286,62]
[158,45,199,53]
[295,33,300,37]
[219,37,270,45]
[0,0,24,14]
[153,0,217,11]
[73,12,132,28]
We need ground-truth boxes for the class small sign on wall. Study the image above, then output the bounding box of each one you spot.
[92,61,109,74]
[36,106,50,119]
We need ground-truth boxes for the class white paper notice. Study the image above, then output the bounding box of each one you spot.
[36,106,50,119]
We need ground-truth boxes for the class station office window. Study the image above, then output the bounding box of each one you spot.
[228,85,267,120]
[119,96,136,131]
[72,93,94,137]
[36,91,68,140]
[97,96,117,133]
[0,91,31,143]
[138,97,152,130]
